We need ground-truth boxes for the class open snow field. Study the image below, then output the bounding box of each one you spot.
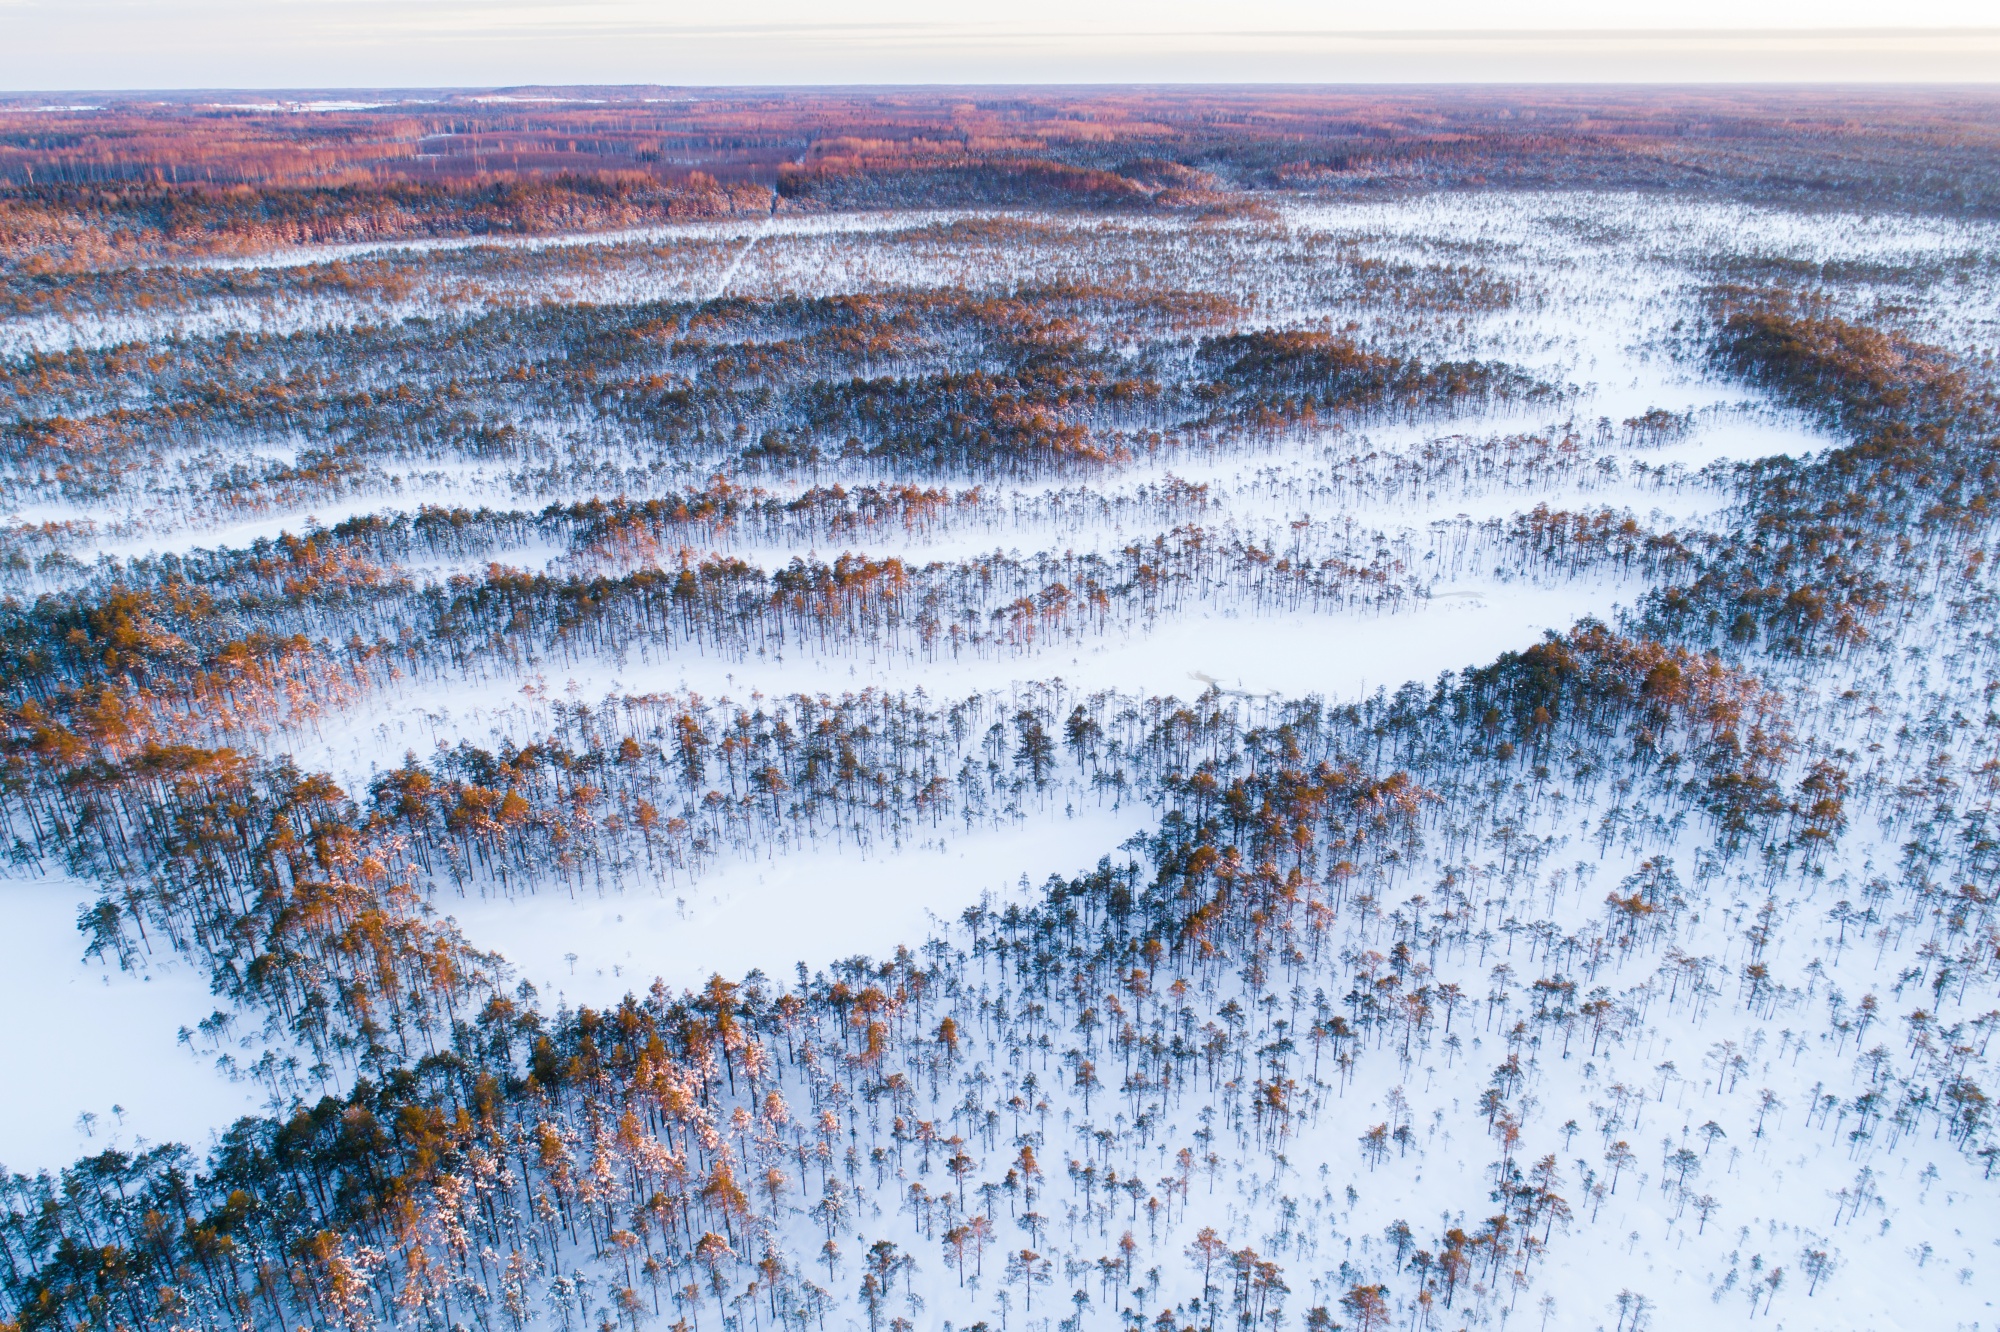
[0,878,265,1171]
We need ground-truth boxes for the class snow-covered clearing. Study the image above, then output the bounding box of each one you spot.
[0,877,265,1172]
[449,803,1155,1010]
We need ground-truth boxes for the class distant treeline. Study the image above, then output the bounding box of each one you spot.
[7,88,2000,269]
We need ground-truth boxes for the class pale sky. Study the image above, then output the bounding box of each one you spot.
[2,0,1997,89]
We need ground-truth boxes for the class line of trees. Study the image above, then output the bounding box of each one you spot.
[0,282,1555,516]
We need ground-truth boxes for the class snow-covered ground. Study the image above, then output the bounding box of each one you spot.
[6,190,1996,1329]
[831,692,2000,1332]
[450,802,1155,1008]
[0,877,265,1172]
[2,194,1850,1155]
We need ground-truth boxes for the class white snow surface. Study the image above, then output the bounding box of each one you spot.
[449,803,1154,1009]
[0,876,265,1173]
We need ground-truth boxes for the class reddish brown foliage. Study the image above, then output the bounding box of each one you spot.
[5,87,2000,270]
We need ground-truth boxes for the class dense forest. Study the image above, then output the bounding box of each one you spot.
[6,88,2000,270]
[1,93,1997,1332]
